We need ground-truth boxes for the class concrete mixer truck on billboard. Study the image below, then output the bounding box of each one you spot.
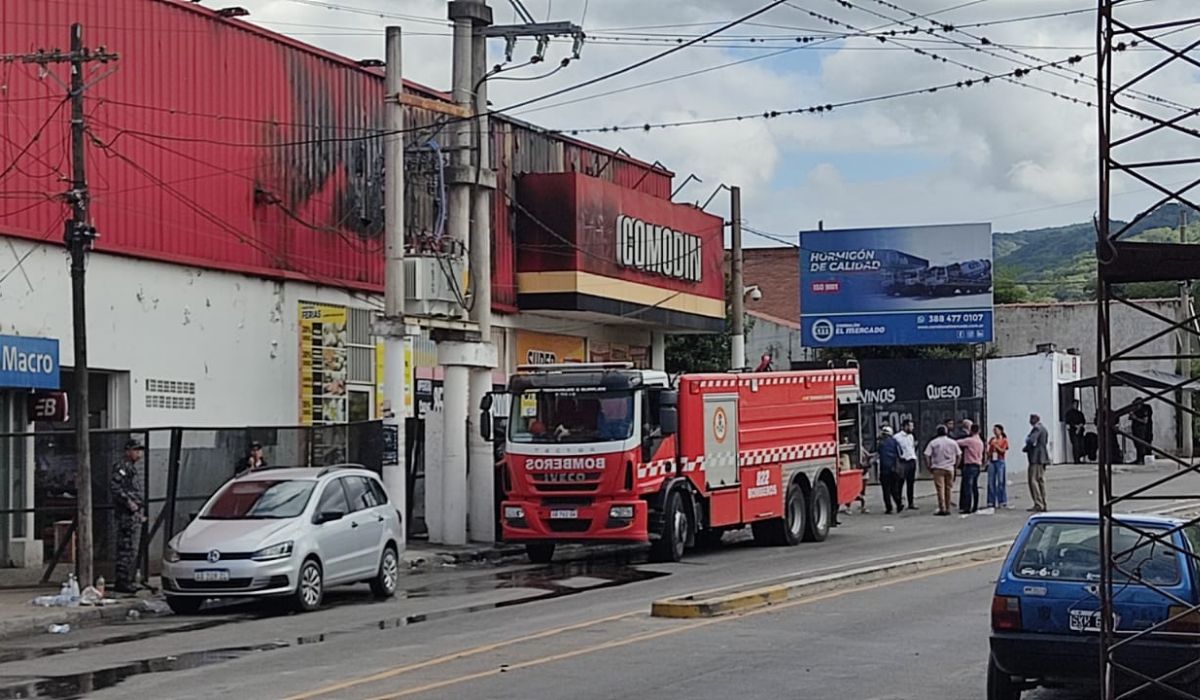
[799,223,994,347]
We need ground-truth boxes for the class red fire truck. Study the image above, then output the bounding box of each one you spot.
[484,362,864,563]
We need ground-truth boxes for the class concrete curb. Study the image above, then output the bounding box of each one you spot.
[651,499,1200,619]
[0,598,147,640]
[650,541,1011,619]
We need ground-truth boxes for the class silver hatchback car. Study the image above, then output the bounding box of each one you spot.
[162,465,402,614]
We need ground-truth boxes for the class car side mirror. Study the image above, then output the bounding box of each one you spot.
[316,510,345,524]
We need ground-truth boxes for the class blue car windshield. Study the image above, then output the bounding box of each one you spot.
[1012,521,1181,586]
[201,480,316,519]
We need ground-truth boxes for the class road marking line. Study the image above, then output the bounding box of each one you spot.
[279,610,639,700]
[359,557,1001,700]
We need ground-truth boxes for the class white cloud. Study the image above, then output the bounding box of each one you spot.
[230,0,1200,235]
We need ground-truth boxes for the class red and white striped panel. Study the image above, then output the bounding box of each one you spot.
[739,442,839,466]
[694,372,857,390]
[637,460,677,479]
[679,442,839,473]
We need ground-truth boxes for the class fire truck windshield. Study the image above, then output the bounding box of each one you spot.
[509,390,635,444]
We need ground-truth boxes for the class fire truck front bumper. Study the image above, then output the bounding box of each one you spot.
[500,499,649,542]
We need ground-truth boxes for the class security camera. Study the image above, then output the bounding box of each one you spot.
[745,285,763,302]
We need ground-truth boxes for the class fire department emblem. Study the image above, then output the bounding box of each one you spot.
[713,407,728,443]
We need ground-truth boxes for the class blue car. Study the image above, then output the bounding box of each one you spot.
[989,512,1200,699]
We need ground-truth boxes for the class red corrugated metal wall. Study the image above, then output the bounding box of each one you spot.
[0,0,675,305]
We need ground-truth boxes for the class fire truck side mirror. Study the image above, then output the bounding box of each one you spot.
[659,390,679,436]
[479,393,494,441]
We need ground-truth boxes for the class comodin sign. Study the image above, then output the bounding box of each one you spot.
[615,214,703,283]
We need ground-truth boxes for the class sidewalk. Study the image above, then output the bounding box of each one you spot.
[0,585,156,640]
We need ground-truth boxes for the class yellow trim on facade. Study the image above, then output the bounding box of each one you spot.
[516,271,725,319]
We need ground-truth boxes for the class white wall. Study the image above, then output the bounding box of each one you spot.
[994,300,1180,455]
[986,353,1074,468]
[1,241,376,428]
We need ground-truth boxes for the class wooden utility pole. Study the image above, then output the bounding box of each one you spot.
[4,25,117,586]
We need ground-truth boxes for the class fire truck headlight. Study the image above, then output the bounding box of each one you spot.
[504,506,525,520]
[609,506,635,520]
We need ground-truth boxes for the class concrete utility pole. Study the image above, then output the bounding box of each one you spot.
[437,0,495,545]
[729,186,745,370]
[381,26,408,546]
[467,19,497,543]
[3,25,117,587]
[1179,208,1193,459]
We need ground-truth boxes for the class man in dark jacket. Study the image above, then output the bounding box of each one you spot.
[877,425,904,515]
[110,439,146,593]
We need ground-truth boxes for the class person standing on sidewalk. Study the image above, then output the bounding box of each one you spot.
[1064,400,1086,462]
[924,425,961,517]
[987,424,1010,509]
[110,439,147,594]
[234,441,268,476]
[1024,414,1051,512]
[895,419,919,511]
[956,423,985,514]
[876,425,904,514]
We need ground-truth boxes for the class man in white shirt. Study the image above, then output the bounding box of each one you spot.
[895,419,919,511]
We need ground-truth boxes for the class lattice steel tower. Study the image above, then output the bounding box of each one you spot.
[1097,1,1200,698]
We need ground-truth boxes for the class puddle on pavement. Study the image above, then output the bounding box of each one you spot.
[0,560,666,698]
[0,643,288,700]
[0,619,241,664]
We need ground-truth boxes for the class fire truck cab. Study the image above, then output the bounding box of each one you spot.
[487,362,863,564]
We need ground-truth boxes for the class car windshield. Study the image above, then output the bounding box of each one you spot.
[1012,521,1181,586]
[509,390,634,444]
[200,480,316,520]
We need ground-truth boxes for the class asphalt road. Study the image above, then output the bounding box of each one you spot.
[0,463,1192,700]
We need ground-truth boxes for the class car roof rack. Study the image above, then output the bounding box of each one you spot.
[316,463,367,477]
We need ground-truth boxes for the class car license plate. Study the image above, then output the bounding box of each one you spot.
[194,569,230,583]
[549,509,578,520]
[1069,609,1104,632]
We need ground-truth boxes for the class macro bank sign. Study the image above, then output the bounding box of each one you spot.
[799,224,994,347]
[0,335,60,390]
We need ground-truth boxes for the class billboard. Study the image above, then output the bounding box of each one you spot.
[798,223,993,347]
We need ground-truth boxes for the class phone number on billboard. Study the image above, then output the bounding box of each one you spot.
[918,313,986,324]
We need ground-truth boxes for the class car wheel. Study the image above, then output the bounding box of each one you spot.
[803,481,832,543]
[165,596,203,615]
[293,558,324,612]
[370,545,399,599]
[649,490,688,563]
[525,543,555,564]
[987,655,1022,700]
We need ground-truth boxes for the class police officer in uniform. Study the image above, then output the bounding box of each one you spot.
[110,439,146,593]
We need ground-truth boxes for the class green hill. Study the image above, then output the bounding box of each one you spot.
[994,203,1198,302]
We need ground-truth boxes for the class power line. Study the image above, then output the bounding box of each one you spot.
[0,98,68,184]
[493,0,797,114]
[845,0,1189,113]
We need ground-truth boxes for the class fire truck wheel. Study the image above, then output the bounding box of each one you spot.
[781,481,806,546]
[650,490,688,563]
[525,543,556,564]
[803,481,833,543]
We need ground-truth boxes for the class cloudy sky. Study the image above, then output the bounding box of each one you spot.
[229,0,1197,242]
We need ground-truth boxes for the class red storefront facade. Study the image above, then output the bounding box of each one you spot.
[0,0,678,314]
[515,173,726,333]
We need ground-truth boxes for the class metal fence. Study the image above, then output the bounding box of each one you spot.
[0,421,384,584]
[858,396,985,481]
